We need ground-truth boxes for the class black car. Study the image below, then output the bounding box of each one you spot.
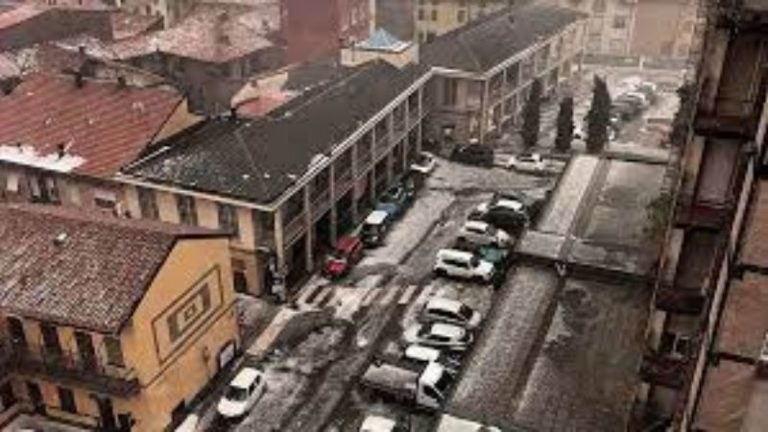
[451,144,494,167]
[468,205,528,235]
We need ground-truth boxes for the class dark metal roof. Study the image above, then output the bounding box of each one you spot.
[421,4,586,73]
[125,60,428,205]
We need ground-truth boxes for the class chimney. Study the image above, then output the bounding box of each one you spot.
[53,232,68,247]
[56,143,66,159]
[117,76,127,89]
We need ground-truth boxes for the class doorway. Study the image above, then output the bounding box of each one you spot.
[26,382,44,415]
[94,396,118,431]
[75,331,97,370]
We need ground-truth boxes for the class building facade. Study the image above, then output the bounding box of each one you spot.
[414,0,513,42]
[120,59,430,298]
[637,0,768,429]
[281,0,373,63]
[421,4,587,145]
[0,204,239,431]
[557,0,700,58]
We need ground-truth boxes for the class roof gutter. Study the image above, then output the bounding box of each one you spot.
[114,173,275,212]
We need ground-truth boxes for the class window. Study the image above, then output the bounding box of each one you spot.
[431,9,438,21]
[93,188,117,210]
[417,8,425,20]
[175,195,197,225]
[40,323,62,355]
[612,15,627,29]
[442,78,458,106]
[7,317,26,347]
[592,0,606,13]
[0,382,15,411]
[457,9,466,23]
[57,387,77,413]
[137,187,159,220]
[217,203,239,238]
[104,337,125,367]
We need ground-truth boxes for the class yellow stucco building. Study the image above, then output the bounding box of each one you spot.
[414,0,513,42]
[0,203,240,431]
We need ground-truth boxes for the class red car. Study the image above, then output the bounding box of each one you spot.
[323,235,364,279]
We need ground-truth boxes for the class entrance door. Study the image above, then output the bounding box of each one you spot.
[95,396,118,431]
[74,331,98,370]
[26,382,44,414]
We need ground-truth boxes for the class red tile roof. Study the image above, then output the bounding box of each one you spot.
[0,72,183,177]
[0,203,224,332]
[110,3,279,63]
[718,272,768,359]
[693,359,754,431]
[110,11,162,40]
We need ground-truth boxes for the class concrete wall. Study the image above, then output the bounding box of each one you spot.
[630,0,698,58]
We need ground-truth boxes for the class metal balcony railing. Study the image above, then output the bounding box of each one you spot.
[6,343,139,396]
[283,213,306,244]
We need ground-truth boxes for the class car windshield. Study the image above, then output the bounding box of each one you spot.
[417,325,433,338]
[433,371,452,394]
[225,385,248,402]
[363,224,380,235]
[458,305,474,320]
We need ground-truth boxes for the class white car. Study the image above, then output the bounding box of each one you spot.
[458,220,511,248]
[217,367,267,419]
[404,344,461,374]
[402,322,473,351]
[410,151,437,174]
[360,414,402,432]
[421,297,482,329]
[505,153,545,173]
[475,197,526,216]
[433,249,495,283]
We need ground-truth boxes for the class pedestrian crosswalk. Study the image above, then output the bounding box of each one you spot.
[292,282,435,320]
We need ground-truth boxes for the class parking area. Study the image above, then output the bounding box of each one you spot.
[200,65,681,432]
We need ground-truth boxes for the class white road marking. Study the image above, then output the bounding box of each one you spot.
[398,284,419,305]
[308,287,334,308]
[413,283,438,307]
[296,283,323,306]
[378,286,401,305]
[361,287,382,306]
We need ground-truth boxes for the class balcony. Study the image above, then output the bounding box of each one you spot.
[655,283,707,315]
[375,135,390,158]
[639,353,689,389]
[357,152,373,177]
[335,169,353,196]
[283,213,306,245]
[6,344,139,396]
[311,189,331,220]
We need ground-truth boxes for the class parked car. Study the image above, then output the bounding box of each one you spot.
[469,197,529,234]
[217,367,267,419]
[410,151,437,174]
[451,144,494,167]
[420,297,482,329]
[402,322,473,351]
[635,81,658,104]
[612,99,642,121]
[359,414,406,432]
[361,361,454,410]
[458,220,512,248]
[492,191,546,220]
[433,248,496,283]
[361,210,392,247]
[454,241,511,271]
[403,344,462,375]
[323,235,364,279]
[504,153,546,173]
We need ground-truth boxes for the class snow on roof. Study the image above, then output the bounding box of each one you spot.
[430,322,465,339]
[437,248,475,261]
[0,144,84,172]
[463,220,490,231]
[365,210,389,224]
[426,297,464,314]
[360,415,397,432]
[405,344,441,362]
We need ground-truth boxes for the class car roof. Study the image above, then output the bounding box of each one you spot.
[365,210,389,224]
[463,220,490,231]
[231,367,261,388]
[336,235,360,251]
[421,361,448,384]
[437,248,475,261]
[429,322,465,338]
[405,344,441,361]
[426,297,465,314]
[360,415,397,431]
[496,199,524,211]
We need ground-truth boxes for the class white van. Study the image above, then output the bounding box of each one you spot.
[217,367,267,419]
[433,249,495,283]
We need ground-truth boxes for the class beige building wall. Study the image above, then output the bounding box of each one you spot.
[414,0,512,42]
[630,0,698,58]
